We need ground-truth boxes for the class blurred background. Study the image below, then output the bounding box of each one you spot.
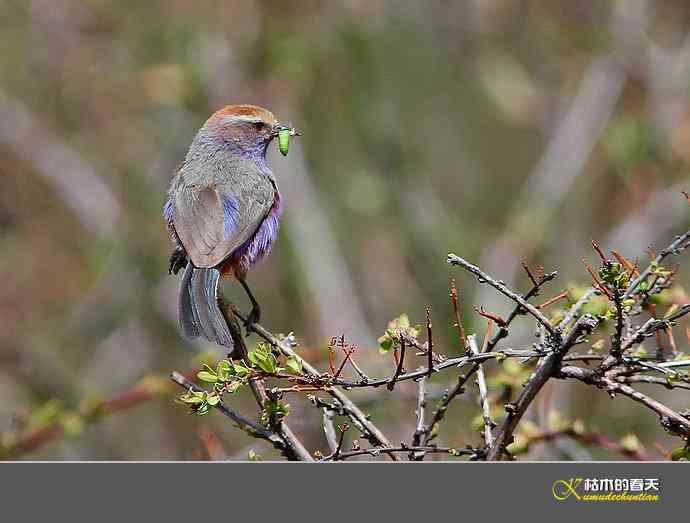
[0,0,689,460]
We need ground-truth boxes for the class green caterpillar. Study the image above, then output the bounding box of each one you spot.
[278,128,290,156]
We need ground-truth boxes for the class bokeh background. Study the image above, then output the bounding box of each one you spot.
[1,0,689,460]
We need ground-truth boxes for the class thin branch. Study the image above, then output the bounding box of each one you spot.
[426,307,434,377]
[251,379,313,462]
[484,269,557,353]
[410,376,427,460]
[170,373,281,446]
[516,427,650,461]
[469,334,494,448]
[329,424,349,460]
[536,290,569,310]
[619,375,690,391]
[449,279,469,350]
[240,314,398,458]
[486,314,599,460]
[611,289,625,359]
[557,366,690,437]
[322,409,338,453]
[322,445,479,461]
[559,288,596,331]
[387,337,406,391]
[623,229,690,299]
[621,304,690,351]
[422,365,480,445]
[447,254,559,339]
[333,349,542,389]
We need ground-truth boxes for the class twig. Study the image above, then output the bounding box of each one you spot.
[332,347,356,380]
[619,375,690,391]
[323,445,478,461]
[447,254,559,339]
[450,279,469,350]
[486,314,599,460]
[623,229,690,299]
[469,334,494,448]
[332,349,542,389]
[621,304,690,351]
[426,307,434,377]
[387,338,406,391]
[170,372,281,447]
[556,366,690,437]
[410,376,427,460]
[522,262,539,287]
[322,409,338,453]
[611,289,624,359]
[559,288,596,331]
[516,427,650,460]
[330,424,349,460]
[422,366,480,445]
[484,268,557,353]
[241,314,397,458]
[248,377,314,462]
[536,291,569,310]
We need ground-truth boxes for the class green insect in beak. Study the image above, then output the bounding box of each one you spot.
[278,128,290,156]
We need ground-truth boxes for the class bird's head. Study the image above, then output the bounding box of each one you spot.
[201,104,299,159]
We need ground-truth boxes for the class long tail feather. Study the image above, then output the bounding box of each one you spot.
[178,264,235,352]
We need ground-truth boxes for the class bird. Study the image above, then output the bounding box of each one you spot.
[164,104,299,357]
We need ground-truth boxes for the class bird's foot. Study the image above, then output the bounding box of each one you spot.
[243,305,261,337]
[168,248,188,275]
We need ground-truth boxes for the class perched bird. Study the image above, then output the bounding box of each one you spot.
[164,104,299,356]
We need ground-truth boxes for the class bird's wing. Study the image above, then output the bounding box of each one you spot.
[172,170,274,268]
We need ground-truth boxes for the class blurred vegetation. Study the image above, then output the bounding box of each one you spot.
[0,0,689,460]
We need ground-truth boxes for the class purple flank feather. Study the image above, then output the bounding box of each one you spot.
[221,193,240,240]
[163,198,173,223]
[230,193,282,271]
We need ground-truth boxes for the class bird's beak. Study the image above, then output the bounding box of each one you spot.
[273,124,301,137]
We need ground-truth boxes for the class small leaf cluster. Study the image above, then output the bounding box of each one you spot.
[377,313,421,354]
[260,399,291,427]
[178,343,305,416]
[598,261,630,292]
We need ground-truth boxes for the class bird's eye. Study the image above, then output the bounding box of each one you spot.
[253,122,265,131]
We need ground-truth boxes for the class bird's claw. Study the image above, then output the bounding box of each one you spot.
[168,248,188,275]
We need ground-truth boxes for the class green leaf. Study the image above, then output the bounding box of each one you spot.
[232,361,251,377]
[197,371,218,383]
[247,350,261,367]
[216,360,233,380]
[378,336,393,354]
[249,350,277,374]
[179,391,205,404]
[285,357,303,374]
[260,400,291,426]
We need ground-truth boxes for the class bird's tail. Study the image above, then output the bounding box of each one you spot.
[178,264,236,354]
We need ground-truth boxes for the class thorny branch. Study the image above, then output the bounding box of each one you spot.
[161,225,690,462]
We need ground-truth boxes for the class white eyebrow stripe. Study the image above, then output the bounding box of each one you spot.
[223,115,264,125]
